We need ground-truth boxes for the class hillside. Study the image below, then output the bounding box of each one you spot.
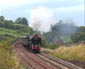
[0,16,33,41]
[0,16,33,69]
[0,27,31,40]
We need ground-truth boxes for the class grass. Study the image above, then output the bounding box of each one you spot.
[0,27,30,69]
[0,27,31,69]
[0,39,22,69]
[43,43,85,62]
[0,28,22,38]
[60,36,72,42]
[0,28,30,39]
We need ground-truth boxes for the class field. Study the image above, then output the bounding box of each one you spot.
[43,43,85,62]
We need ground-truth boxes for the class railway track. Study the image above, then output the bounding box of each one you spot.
[12,42,83,69]
[37,53,83,69]
[14,43,57,69]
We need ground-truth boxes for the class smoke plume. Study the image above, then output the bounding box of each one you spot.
[29,7,55,33]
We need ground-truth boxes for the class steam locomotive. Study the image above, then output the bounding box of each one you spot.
[20,36,40,53]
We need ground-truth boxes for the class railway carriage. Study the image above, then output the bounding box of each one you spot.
[20,36,31,51]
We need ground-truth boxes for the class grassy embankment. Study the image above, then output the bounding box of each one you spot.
[43,43,85,62]
[0,39,22,69]
[0,28,30,69]
[0,28,29,39]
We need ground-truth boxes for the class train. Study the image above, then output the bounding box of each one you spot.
[20,35,40,53]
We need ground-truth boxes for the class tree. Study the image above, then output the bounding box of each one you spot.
[2,20,14,28]
[44,30,56,42]
[15,17,28,26]
[71,26,85,43]
[0,16,5,22]
[44,20,78,43]
[51,20,77,37]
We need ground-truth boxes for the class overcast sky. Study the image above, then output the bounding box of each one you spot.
[0,0,84,26]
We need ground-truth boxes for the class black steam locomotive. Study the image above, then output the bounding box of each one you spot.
[20,35,41,53]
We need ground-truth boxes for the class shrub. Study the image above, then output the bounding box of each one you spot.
[0,39,21,69]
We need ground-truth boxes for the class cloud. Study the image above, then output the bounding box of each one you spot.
[29,6,55,32]
[52,4,84,13]
[0,0,44,11]
[50,4,84,26]
[0,0,84,26]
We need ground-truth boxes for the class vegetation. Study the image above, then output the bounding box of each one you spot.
[0,39,21,69]
[0,21,32,33]
[44,20,78,43]
[53,43,85,61]
[41,36,58,49]
[0,16,33,41]
[0,15,85,68]
[0,16,4,22]
[15,17,28,26]
[71,26,85,43]
[0,16,33,69]
[43,30,56,42]
[43,43,85,62]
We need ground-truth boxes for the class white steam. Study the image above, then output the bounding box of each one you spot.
[29,7,55,32]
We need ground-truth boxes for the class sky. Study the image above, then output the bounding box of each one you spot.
[0,0,85,32]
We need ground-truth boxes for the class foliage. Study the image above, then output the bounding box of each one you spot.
[51,20,77,37]
[0,22,32,33]
[0,16,33,42]
[2,20,14,28]
[0,39,21,69]
[0,16,33,34]
[41,36,58,49]
[41,36,48,47]
[44,30,56,42]
[52,43,85,61]
[47,43,58,49]
[60,36,72,43]
[0,16,30,68]
[0,28,21,39]
[15,17,28,26]
[43,43,85,62]
[71,26,85,43]
[44,20,78,43]
[0,16,5,22]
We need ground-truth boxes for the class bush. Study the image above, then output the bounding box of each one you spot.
[71,26,85,43]
[41,36,58,49]
[0,39,21,69]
